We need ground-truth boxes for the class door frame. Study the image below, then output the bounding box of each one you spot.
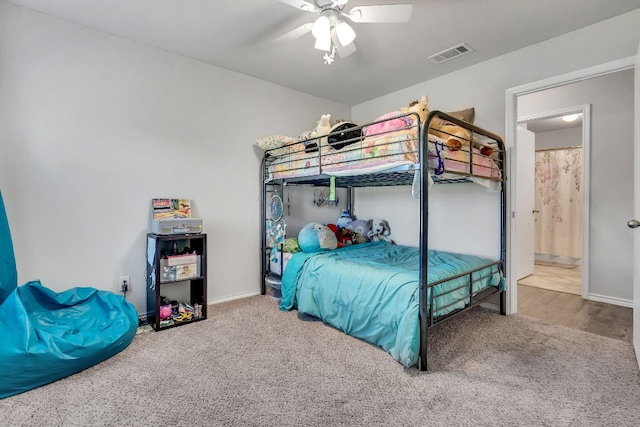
[517,104,591,300]
[633,42,640,368]
[504,56,635,315]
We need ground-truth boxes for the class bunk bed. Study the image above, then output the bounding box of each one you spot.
[260,110,507,371]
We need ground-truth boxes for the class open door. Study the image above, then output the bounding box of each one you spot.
[633,42,640,369]
[515,127,535,280]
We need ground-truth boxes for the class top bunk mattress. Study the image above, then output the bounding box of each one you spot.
[263,125,503,188]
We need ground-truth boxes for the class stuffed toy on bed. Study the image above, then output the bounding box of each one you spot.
[327,223,363,247]
[360,95,478,155]
[345,219,370,243]
[406,95,494,156]
[303,114,331,153]
[366,219,394,244]
[298,223,338,252]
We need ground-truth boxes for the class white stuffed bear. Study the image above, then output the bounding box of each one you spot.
[305,114,331,152]
[300,114,331,153]
[366,219,394,244]
[311,114,331,138]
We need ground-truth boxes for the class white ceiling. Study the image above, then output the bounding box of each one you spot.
[5,0,639,105]
[525,115,583,134]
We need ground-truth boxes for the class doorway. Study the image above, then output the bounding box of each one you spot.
[516,107,588,298]
[507,65,635,343]
[505,57,636,317]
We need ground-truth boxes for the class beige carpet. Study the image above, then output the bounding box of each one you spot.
[1,295,639,426]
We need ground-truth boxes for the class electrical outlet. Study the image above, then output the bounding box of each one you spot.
[119,276,130,293]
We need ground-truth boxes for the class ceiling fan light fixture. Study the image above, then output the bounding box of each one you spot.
[311,15,330,40]
[276,0,415,64]
[335,20,356,46]
[314,34,332,51]
[331,27,357,58]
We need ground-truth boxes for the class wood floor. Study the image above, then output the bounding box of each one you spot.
[517,264,633,343]
[518,263,581,295]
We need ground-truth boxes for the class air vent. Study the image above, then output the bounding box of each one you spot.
[428,43,474,64]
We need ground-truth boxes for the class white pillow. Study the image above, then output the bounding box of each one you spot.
[255,135,296,158]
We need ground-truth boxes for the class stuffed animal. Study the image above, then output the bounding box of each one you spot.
[304,114,331,152]
[345,219,370,243]
[405,95,493,156]
[313,114,331,137]
[298,223,338,252]
[336,210,353,228]
[327,224,360,247]
[366,219,394,244]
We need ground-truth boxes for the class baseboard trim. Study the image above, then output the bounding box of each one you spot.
[587,293,633,308]
[208,289,261,305]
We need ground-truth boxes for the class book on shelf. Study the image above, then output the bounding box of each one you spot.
[152,198,192,219]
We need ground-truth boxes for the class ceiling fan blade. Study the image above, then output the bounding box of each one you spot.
[347,4,413,23]
[272,22,313,44]
[331,29,357,58]
[277,0,318,12]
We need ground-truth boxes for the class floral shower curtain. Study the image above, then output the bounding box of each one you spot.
[534,147,582,258]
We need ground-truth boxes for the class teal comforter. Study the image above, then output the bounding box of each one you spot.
[280,242,504,367]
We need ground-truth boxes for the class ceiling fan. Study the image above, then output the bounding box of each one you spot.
[273,0,413,64]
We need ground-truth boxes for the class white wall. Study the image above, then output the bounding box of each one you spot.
[351,10,640,299]
[533,127,582,151]
[1,4,638,314]
[280,187,349,237]
[353,184,503,260]
[518,70,634,302]
[0,3,350,314]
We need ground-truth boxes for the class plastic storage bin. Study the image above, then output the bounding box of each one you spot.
[265,276,282,299]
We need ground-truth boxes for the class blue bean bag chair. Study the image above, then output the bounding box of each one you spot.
[0,190,138,399]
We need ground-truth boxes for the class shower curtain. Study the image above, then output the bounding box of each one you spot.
[534,147,582,258]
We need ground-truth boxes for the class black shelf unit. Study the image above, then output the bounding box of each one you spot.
[146,233,207,331]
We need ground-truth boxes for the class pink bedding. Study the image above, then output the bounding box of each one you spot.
[265,129,501,183]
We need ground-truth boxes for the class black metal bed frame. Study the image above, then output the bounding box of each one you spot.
[260,111,507,371]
